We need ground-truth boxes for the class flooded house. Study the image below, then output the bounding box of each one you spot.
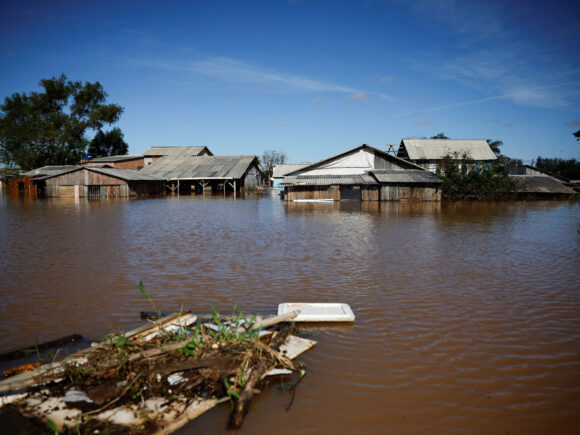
[21,165,165,198]
[281,144,442,202]
[139,155,265,195]
[510,175,576,199]
[85,155,145,170]
[396,139,497,172]
[143,146,213,167]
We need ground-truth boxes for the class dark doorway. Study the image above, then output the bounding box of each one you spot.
[340,186,361,201]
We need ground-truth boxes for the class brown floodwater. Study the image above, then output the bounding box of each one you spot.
[0,192,579,434]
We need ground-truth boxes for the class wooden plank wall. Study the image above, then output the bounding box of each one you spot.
[380,185,441,201]
[362,186,379,201]
[7,177,35,196]
[286,184,441,202]
[285,185,340,201]
[44,169,124,186]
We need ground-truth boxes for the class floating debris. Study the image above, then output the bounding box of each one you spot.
[0,310,316,433]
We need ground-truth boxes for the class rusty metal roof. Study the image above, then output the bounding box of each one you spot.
[143,146,212,157]
[140,155,261,180]
[400,139,497,161]
[370,169,442,184]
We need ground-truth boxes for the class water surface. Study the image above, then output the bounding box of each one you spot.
[0,193,579,433]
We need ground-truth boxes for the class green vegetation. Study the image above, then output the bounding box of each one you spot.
[532,156,580,180]
[138,280,161,318]
[0,74,123,170]
[437,152,517,200]
[87,127,128,158]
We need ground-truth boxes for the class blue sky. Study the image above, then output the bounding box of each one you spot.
[1,0,579,164]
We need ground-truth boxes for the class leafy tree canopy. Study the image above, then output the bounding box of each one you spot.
[0,74,123,170]
[260,149,287,179]
[486,139,503,156]
[88,128,128,157]
[430,133,449,139]
[436,152,517,200]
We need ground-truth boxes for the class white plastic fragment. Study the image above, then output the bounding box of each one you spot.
[63,388,93,403]
[277,303,355,322]
[262,368,293,379]
[167,372,188,386]
[278,335,317,359]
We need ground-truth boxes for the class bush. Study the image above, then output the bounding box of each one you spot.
[436,153,517,200]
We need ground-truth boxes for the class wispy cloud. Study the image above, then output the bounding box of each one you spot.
[347,92,370,103]
[279,121,295,127]
[132,56,392,100]
[376,75,395,84]
[401,80,580,117]
[404,1,580,109]
[414,120,432,127]
[504,122,512,128]
[565,118,580,128]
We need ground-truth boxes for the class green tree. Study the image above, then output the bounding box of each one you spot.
[0,74,123,170]
[486,139,503,156]
[430,133,449,139]
[533,156,580,180]
[436,152,517,200]
[88,128,128,157]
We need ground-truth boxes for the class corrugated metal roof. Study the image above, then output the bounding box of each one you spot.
[272,164,311,178]
[23,165,79,178]
[87,155,143,163]
[143,146,211,157]
[285,144,424,177]
[400,139,497,161]
[370,169,442,184]
[87,167,165,182]
[511,175,576,194]
[140,156,260,180]
[281,174,378,186]
[32,166,164,182]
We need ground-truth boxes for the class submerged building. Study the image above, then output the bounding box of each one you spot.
[139,155,264,194]
[397,139,497,172]
[281,144,442,202]
[19,165,165,198]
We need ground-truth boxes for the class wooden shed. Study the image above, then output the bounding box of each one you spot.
[140,155,264,195]
[32,166,165,198]
[282,145,441,202]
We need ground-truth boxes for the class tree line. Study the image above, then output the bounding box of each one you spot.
[0,75,127,171]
